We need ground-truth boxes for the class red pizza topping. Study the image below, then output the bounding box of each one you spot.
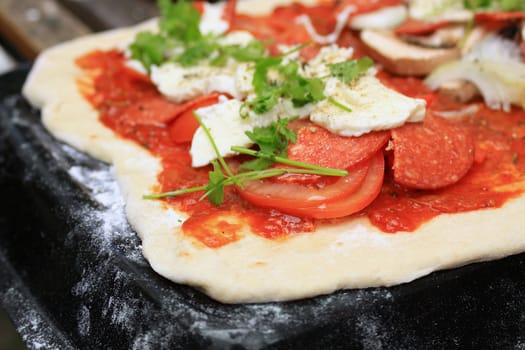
[75,2,525,248]
[390,114,475,190]
[168,93,222,144]
[238,155,371,216]
[245,151,385,219]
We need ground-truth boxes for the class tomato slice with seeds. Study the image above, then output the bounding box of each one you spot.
[239,152,385,219]
[168,93,222,143]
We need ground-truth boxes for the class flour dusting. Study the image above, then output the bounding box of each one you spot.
[1,288,70,350]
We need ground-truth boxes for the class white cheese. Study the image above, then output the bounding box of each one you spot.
[151,61,253,103]
[303,45,354,78]
[350,5,408,30]
[125,59,148,76]
[151,63,237,102]
[150,31,257,103]
[190,98,314,167]
[310,75,426,137]
[408,0,473,22]
[199,2,229,35]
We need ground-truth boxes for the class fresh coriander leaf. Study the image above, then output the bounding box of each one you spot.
[328,57,373,84]
[209,49,229,67]
[158,0,202,43]
[175,37,218,66]
[241,118,297,170]
[209,40,266,67]
[129,31,169,72]
[239,157,275,171]
[253,56,283,95]
[229,40,266,62]
[285,76,326,107]
[240,93,279,118]
[205,161,226,205]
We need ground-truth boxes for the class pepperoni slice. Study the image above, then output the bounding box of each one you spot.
[120,96,182,127]
[287,122,390,169]
[474,11,525,22]
[273,122,390,184]
[390,115,474,190]
[120,92,222,130]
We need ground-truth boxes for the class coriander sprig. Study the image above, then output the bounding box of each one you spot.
[129,0,267,72]
[143,114,348,206]
[231,146,348,177]
[463,0,525,11]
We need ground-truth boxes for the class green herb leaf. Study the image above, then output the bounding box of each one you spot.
[158,0,202,43]
[229,40,267,62]
[328,57,373,84]
[240,118,297,170]
[462,0,525,10]
[284,75,326,107]
[240,93,279,117]
[499,0,525,10]
[129,31,170,72]
[175,36,218,67]
[253,56,283,95]
[204,161,226,205]
[463,0,492,9]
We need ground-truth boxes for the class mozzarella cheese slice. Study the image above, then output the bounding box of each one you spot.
[199,2,230,35]
[150,31,256,103]
[310,75,426,137]
[190,97,314,167]
[350,5,408,30]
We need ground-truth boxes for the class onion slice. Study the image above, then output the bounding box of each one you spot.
[425,35,525,112]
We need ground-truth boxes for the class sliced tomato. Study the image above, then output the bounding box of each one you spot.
[238,152,385,219]
[168,93,222,143]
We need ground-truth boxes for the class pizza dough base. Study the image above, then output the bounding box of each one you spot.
[22,0,525,303]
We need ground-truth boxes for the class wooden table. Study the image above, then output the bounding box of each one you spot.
[0,0,157,60]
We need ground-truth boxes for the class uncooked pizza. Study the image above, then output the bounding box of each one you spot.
[22,0,525,303]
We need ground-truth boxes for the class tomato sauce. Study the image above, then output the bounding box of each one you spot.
[75,3,525,248]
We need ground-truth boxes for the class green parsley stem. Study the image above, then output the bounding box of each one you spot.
[328,96,352,112]
[143,166,349,200]
[280,42,311,57]
[193,112,243,188]
[143,185,208,199]
[231,146,348,177]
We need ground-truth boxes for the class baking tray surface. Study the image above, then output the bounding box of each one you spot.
[1,67,525,349]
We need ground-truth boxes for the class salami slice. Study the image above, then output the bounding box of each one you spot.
[274,122,390,184]
[390,115,474,190]
[288,122,390,169]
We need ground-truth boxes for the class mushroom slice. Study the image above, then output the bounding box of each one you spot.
[401,25,465,48]
[360,29,461,76]
[438,80,480,103]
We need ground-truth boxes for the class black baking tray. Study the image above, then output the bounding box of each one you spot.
[1,67,525,349]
